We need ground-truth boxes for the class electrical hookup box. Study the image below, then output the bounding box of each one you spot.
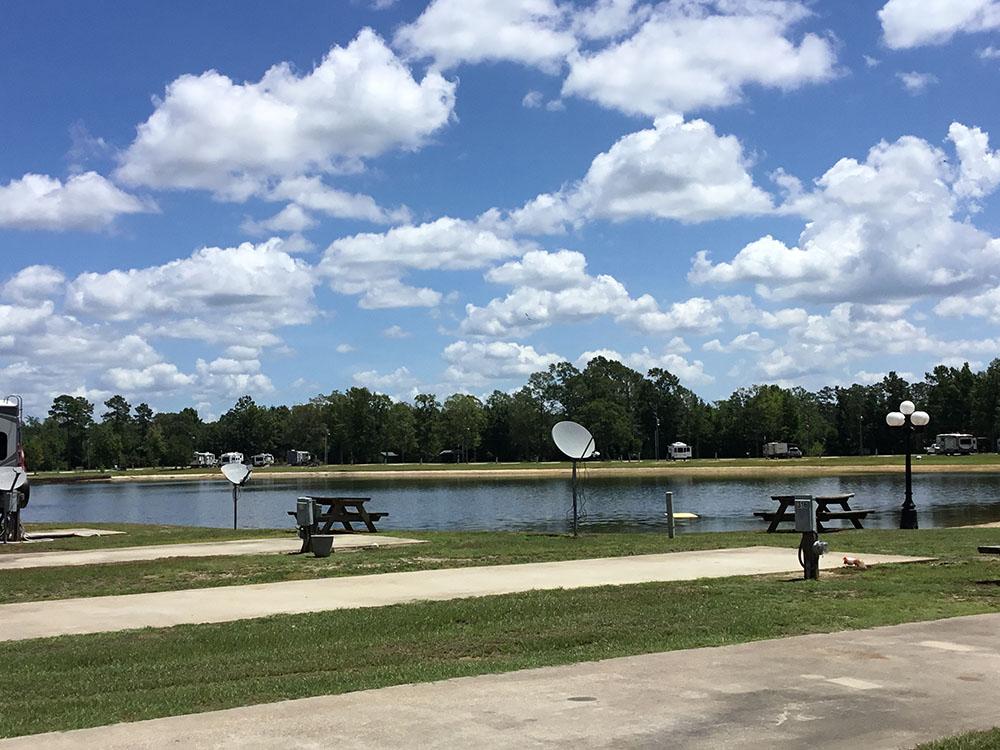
[794,498,817,533]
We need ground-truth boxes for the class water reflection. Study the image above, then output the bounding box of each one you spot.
[25,472,1000,533]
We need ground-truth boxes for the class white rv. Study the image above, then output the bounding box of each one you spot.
[219,451,245,465]
[190,451,217,468]
[927,434,976,455]
[0,396,28,541]
[251,453,275,467]
[668,442,692,460]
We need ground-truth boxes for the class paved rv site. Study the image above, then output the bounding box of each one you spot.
[0,545,928,641]
[2,526,999,748]
[4,613,999,750]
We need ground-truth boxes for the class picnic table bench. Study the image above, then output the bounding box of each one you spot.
[289,496,388,553]
[754,493,872,533]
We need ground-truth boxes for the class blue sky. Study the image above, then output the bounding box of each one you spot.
[3,0,1000,418]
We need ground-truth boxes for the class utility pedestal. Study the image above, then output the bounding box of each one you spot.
[794,497,827,580]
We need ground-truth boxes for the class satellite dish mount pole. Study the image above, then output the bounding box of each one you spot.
[571,459,578,538]
[232,484,239,530]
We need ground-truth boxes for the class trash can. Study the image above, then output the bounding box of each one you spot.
[311,534,334,558]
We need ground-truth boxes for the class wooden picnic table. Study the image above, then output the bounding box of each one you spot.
[754,493,871,533]
[306,496,386,533]
[289,496,388,553]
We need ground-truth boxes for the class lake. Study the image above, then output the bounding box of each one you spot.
[23,471,1000,533]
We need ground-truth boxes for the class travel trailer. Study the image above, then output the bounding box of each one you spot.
[286,449,312,466]
[667,442,692,460]
[190,451,217,468]
[251,453,275,467]
[0,396,28,541]
[926,434,976,455]
[219,451,245,465]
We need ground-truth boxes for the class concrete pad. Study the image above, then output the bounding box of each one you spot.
[3,612,998,749]
[23,528,126,539]
[0,546,929,642]
[0,535,425,570]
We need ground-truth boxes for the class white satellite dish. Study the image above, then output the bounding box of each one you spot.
[0,467,26,492]
[551,421,597,537]
[220,463,252,529]
[221,462,251,487]
[552,421,596,460]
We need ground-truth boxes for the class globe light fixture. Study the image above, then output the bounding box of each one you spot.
[885,400,929,529]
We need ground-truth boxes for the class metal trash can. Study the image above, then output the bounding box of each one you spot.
[311,534,334,558]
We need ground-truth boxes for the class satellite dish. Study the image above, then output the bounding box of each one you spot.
[552,421,596,460]
[221,463,252,530]
[221,462,251,487]
[0,467,25,492]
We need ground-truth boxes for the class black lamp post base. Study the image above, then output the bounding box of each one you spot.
[900,507,918,530]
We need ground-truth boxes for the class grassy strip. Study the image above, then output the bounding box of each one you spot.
[4,527,999,605]
[915,729,1000,749]
[2,522,288,556]
[1,539,999,738]
[28,453,1000,483]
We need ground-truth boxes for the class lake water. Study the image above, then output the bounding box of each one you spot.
[24,471,1000,533]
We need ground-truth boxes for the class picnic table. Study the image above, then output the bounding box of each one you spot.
[289,496,388,553]
[754,493,871,533]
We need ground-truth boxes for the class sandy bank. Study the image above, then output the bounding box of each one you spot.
[96,462,1000,484]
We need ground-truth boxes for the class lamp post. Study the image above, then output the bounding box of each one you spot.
[654,414,660,461]
[885,400,930,529]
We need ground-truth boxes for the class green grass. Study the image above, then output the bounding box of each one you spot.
[5,526,1000,604]
[915,729,1000,749]
[2,522,288,556]
[28,452,1000,483]
[2,528,999,738]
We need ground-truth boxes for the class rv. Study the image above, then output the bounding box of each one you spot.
[190,451,217,468]
[219,451,245,465]
[926,434,976,455]
[0,396,28,541]
[667,442,692,460]
[251,453,275,467]
[286,450,312,466]
[763,442,789,459]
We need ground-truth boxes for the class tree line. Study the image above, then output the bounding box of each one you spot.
[22,357,1000,471]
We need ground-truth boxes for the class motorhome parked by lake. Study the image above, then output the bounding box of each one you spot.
[0,395,28,541]
[190,451,217,467]
[219,451,245,465]
[251,453,274,467]
[926,434,977,455]
[286,449,312,466]
[667,442,692,460]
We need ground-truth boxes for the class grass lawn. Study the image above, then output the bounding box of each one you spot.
[2,525,999,604]
[3,521,289,555]
[0,526,999,737]
[916,729,1000,749]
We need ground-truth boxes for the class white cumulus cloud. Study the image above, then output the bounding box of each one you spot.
[319,216,534,309]
[395,0,576,71]
[0,172,154,231]
[879,0,1000,49]
[690,125,1000,302]
[116,29,455,199]
[563,1,836,116]
[507,116,772,233]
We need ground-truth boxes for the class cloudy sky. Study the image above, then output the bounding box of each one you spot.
[3,0,1000,418]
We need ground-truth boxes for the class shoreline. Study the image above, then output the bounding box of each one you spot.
[29,461,1000,484]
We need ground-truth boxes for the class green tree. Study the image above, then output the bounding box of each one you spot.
[441,394,487,462]
[48,395,94,468]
